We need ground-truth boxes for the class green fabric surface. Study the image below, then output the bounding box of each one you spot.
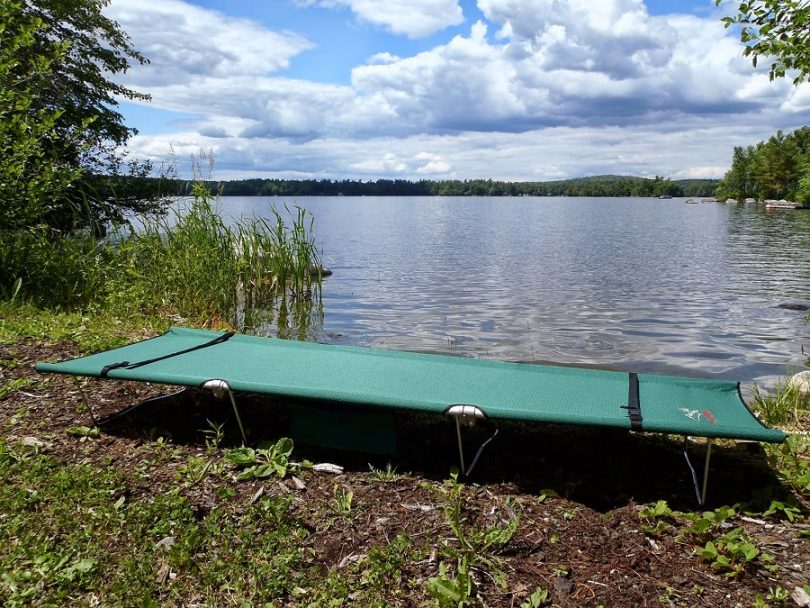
[35,327,785,443]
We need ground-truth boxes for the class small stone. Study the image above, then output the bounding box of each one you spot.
[291,476,306,490]
[553,577,574,594]
[21,436,50,449]
[777,303,810,311]
[792,586,810,607]
[312,463,344,474]
[155,536,175,551]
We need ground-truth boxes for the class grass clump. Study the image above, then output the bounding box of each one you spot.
[0,300,167,352]
[750,378,810,504]
[0,440,434,607]
[751,379,810,429]
[0,226,111,309]
[0,442,126,606]
[106,188,322,327]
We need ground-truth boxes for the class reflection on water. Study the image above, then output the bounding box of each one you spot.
[219,197,810,388]
[238,291,325,343]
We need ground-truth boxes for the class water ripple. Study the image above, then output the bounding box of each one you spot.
[220,196,810,388]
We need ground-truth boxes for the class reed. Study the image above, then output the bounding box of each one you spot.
[105,191,323,327]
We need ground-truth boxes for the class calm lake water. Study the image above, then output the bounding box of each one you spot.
[218,196,810,389]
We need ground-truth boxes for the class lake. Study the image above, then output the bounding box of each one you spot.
[217,196,810,389]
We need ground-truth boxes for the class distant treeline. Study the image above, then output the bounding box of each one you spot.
[716,126,810,202]
[197,175,718,198]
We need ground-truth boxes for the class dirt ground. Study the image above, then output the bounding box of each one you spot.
[3,338,810,607]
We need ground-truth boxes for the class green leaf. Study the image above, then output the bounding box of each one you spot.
[426,574,464,605]
[62,558,96,581]
[740,543,760,562]
[225,447,258,466]
[520,587,549,608]
[698,541,718,560]
[66,425,99,438]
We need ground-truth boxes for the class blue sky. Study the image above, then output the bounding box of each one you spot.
[106,0,810,181]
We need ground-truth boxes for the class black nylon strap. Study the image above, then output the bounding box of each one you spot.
[99,331,235,378]
[624,372,643,431]
[100,361,130,377]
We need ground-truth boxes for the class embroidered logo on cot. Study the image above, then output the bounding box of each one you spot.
[679,408,717,424]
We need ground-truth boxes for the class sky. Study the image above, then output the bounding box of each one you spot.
[104,0,810,182]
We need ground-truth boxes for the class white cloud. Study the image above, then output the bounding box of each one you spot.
[107,0,313,88]
[781,86,810,113]
[126,119,790,183]
[366,52,401,65]
[672,166,728,179]
[350,153,408,173]
[352,21,527,131]
[416,160,452,174]
[109,0,810,180]
[297,0,464,38]
[347,4,806,136]
[414,152,452,174]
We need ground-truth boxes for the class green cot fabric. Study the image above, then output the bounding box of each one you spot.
[35,327,785,443]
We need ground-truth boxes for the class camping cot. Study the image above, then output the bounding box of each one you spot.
[36,327,786,504]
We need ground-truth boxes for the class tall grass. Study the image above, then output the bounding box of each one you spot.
[1,185,323,331]
[107,195,323,327]
[751,380,810,429]
[0,226,112,308]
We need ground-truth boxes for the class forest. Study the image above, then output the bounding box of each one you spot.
[715,126,810,202]
[209,175,719,198]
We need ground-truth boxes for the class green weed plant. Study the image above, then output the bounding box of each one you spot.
[696,527,774,578]
[225,437,294,481]
[426,472,521,606]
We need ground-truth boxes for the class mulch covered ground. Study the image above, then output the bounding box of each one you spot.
[2,338,809,607]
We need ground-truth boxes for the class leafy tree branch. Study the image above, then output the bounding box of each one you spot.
[718,0,810,84]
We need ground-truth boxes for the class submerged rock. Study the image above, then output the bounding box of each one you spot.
[309,266,333,277]
[777,303,810,311]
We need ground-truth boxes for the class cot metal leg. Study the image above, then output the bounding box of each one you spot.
[682,436,713,506]
[445,404,490,477]
[203,379,247,445]
[702,440,713,506]
[73,378,99,428]
[454,416,467,475]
